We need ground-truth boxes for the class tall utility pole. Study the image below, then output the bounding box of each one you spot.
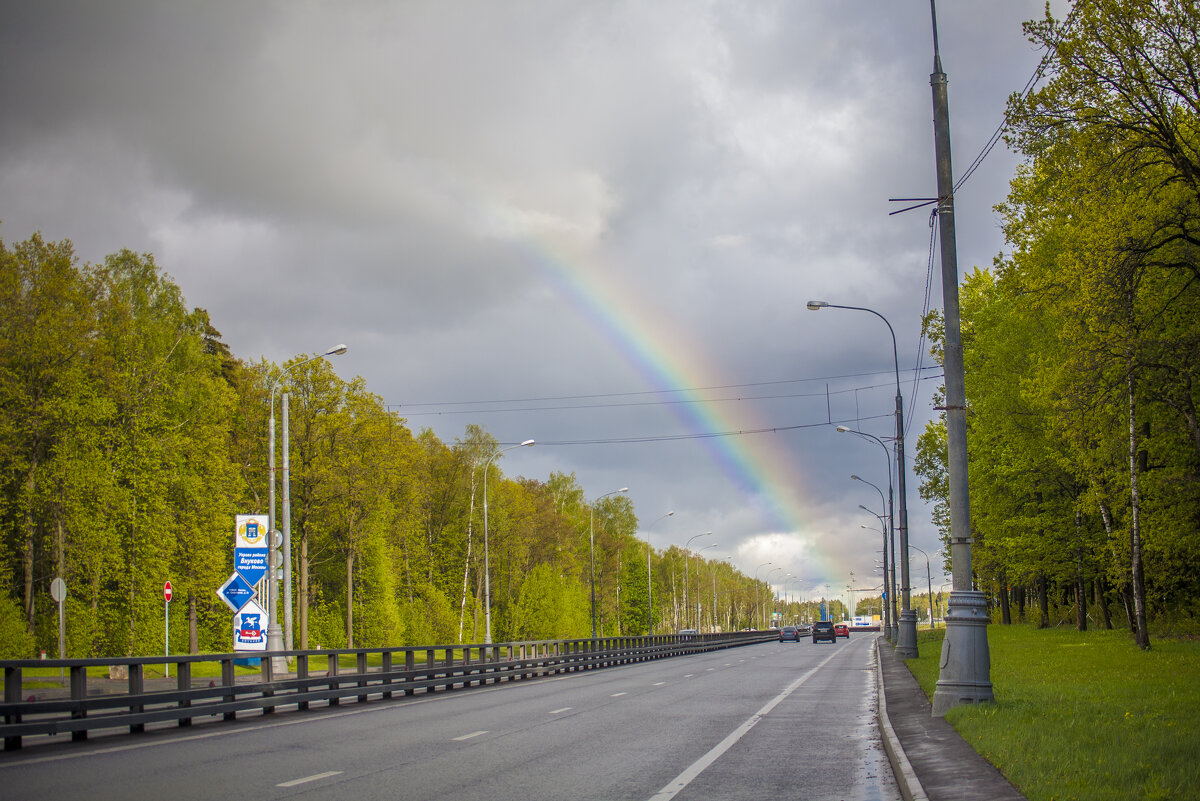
[927,0,993,715]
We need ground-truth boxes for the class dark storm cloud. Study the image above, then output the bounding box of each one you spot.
[0,0,1067,599]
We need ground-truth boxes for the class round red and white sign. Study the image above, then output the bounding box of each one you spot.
[164,581,173,602]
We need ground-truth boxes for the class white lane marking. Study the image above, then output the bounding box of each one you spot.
[453,731,488,741]
[706,668,715,672]
[611,692,627,697]
[683,674,694,678]
[653,681,666,686]
[277,771,343,788]
[549,707,572,714]
[646,648,841,801]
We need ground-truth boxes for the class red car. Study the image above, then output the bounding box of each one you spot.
[834,623,850,638]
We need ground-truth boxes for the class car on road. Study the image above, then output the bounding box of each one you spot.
[778,625,800,642]
[812,620,837,644]
[835,623,849,638]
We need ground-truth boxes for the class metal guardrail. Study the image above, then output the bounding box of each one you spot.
[1,630,775,750]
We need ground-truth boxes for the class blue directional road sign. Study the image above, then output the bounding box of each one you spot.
[217,572,256,612]
[234,547,268,586]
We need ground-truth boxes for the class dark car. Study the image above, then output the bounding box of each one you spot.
[812,620,837,644]
[835,623,850,639]
[778,625,800,642]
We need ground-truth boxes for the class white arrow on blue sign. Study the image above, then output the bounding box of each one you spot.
[217,572,256,612]
[234,547,268,586]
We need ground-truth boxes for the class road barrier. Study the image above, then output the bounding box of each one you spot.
[1,630,775,750]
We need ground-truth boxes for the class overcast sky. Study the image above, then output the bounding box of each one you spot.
[1,1,1068,611]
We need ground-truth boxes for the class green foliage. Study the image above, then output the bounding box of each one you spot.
[512,563,590,640]
[0,593,35,657]
[915,0,1200,639]
[906,626,1200,801]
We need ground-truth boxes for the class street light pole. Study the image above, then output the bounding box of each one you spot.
[482,439,535,646]
[590,487,629,638]
[927,0,992,714]
[645,511,674,635]
[766,566,782,627]
[269,344,347,663]
[842,426,898,642]
[696,543,717,631]
[908,543,936,629]
[864,524,890,634]
[683,532,711,630]
[809,299,915,657]
[754,562,772,630]
[853,473,891,636]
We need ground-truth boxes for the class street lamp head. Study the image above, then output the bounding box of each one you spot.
[836,425,852,433]
[858,504,873,513]
[520,439,535,447]
[325,344,349,356]
[806,300,829,311]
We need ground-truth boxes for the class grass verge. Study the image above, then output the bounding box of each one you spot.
[903,624,1200,801]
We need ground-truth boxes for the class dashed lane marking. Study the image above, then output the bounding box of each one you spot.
[453,731,488,741]
[277,771,343,788]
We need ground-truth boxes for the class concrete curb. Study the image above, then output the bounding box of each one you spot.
[875,638,929,801]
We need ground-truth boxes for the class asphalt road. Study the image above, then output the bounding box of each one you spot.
[0,634,898,801]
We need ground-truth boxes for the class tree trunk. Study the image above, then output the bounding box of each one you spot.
[1037,573,1049,628]
[1127,370,1150,650]
[1096,578,1113,630]
[999,570,1012,625]
[299,525,310,649]
[23,464,37,634]
[1074,512,1087,632]
[458,459,478,643]
[1074,575,1088,632]
[1122,583,1136,633]
[345,549,354,649]
[188,592,199,653]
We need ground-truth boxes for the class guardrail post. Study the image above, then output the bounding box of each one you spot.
[261,654,275,714]
[4,666,21,751]
[70,665,87,741]
[357,651,369,702]
[381,651,393,699]
[222,657,236,721]
[177,661,192,727]
[442,647,453,691]
[297,654,309,710]
[327,653,339,706]
[405,650,415,696]
[425,649,434,693]
[128,663,144,733]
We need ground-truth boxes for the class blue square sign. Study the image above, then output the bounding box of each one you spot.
[234,547,268,586]
[217,572,256,612]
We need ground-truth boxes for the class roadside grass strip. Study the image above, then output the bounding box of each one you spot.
[904,625,1200,801]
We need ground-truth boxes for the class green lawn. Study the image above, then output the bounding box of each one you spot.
[903,625,1200,801]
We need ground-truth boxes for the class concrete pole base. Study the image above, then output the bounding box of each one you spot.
[266,623,289,677]
[895,610,919,658]
[932,589,994,716]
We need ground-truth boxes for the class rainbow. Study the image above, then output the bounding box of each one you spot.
[523,235,842,587]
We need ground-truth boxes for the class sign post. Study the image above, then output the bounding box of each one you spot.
[50,577,66,681]
[164,581,173,677]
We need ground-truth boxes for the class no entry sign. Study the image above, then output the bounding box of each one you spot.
[164,581,173,602]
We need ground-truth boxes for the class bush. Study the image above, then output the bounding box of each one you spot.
[0,594,36,658]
